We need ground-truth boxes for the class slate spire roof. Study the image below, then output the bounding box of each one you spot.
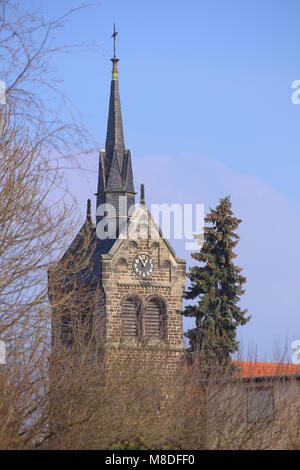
[105,49,125,155]
[96,25,135,227]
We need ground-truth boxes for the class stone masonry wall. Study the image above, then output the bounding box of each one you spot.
[100,231,186,379]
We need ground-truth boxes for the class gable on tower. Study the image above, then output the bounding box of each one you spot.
[110,187,183,266]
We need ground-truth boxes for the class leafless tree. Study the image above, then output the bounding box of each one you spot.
[0,0,99,448]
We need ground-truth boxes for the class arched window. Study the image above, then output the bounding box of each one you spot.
[121,297,141,338]
[162,259,172,282]
[117,257,127,272]
[145,297,167,340]
[129,240,138,250]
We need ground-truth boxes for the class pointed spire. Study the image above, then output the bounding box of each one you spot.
[96,26,135,233]
[86,198,92,223]
[140,183,145,205]
[105,24,125,155]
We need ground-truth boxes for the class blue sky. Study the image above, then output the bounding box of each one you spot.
[38,0,300,360]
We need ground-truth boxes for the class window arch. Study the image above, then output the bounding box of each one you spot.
[117,257,127,271]
[162,259,172,282]
[129,240,138,250]
[145,297,167,340]
[121,296,142,339]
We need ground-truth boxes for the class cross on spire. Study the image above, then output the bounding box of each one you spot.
[111,23,119,80]
[111,23,118,58]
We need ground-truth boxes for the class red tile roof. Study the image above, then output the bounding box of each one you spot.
[233,360,300,378]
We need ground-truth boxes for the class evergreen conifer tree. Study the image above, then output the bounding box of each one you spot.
[184,196,250,366]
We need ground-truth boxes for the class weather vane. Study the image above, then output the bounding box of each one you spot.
[111,23,118,57]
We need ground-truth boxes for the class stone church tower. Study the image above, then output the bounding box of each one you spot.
[49,28,186,378]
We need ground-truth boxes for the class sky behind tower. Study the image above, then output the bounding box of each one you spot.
[36,0,300,360]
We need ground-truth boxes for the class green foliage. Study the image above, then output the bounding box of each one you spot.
[183,196,250,365]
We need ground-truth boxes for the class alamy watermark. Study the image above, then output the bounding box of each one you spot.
[96,198,204,251]
[0,340,6,365]
[0,80,6,105]
[291,80,300,104]
[291,340,300,365]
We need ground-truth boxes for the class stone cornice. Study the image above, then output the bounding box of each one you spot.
[117,281,171,289]
[104,342,185,353]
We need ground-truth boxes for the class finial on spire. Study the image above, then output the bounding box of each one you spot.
[112,23,118,57]
[111,23,119,80]
[140,183,145,205]
[86,198,92,223]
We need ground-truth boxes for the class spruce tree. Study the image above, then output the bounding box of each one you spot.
[183,196,250,365]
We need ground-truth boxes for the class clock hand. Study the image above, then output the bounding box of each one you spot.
[138,255,146,267]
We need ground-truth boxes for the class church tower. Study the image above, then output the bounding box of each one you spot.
[49,26,186,378]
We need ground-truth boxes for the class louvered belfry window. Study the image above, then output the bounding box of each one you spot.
[121,297,141,338]
[145,299,163,339]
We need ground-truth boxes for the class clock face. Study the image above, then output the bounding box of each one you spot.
[132,253,154,278]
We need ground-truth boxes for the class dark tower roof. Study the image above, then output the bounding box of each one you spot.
[96,24,135,222]
[105,23,125,156]
[105,62,125,155]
